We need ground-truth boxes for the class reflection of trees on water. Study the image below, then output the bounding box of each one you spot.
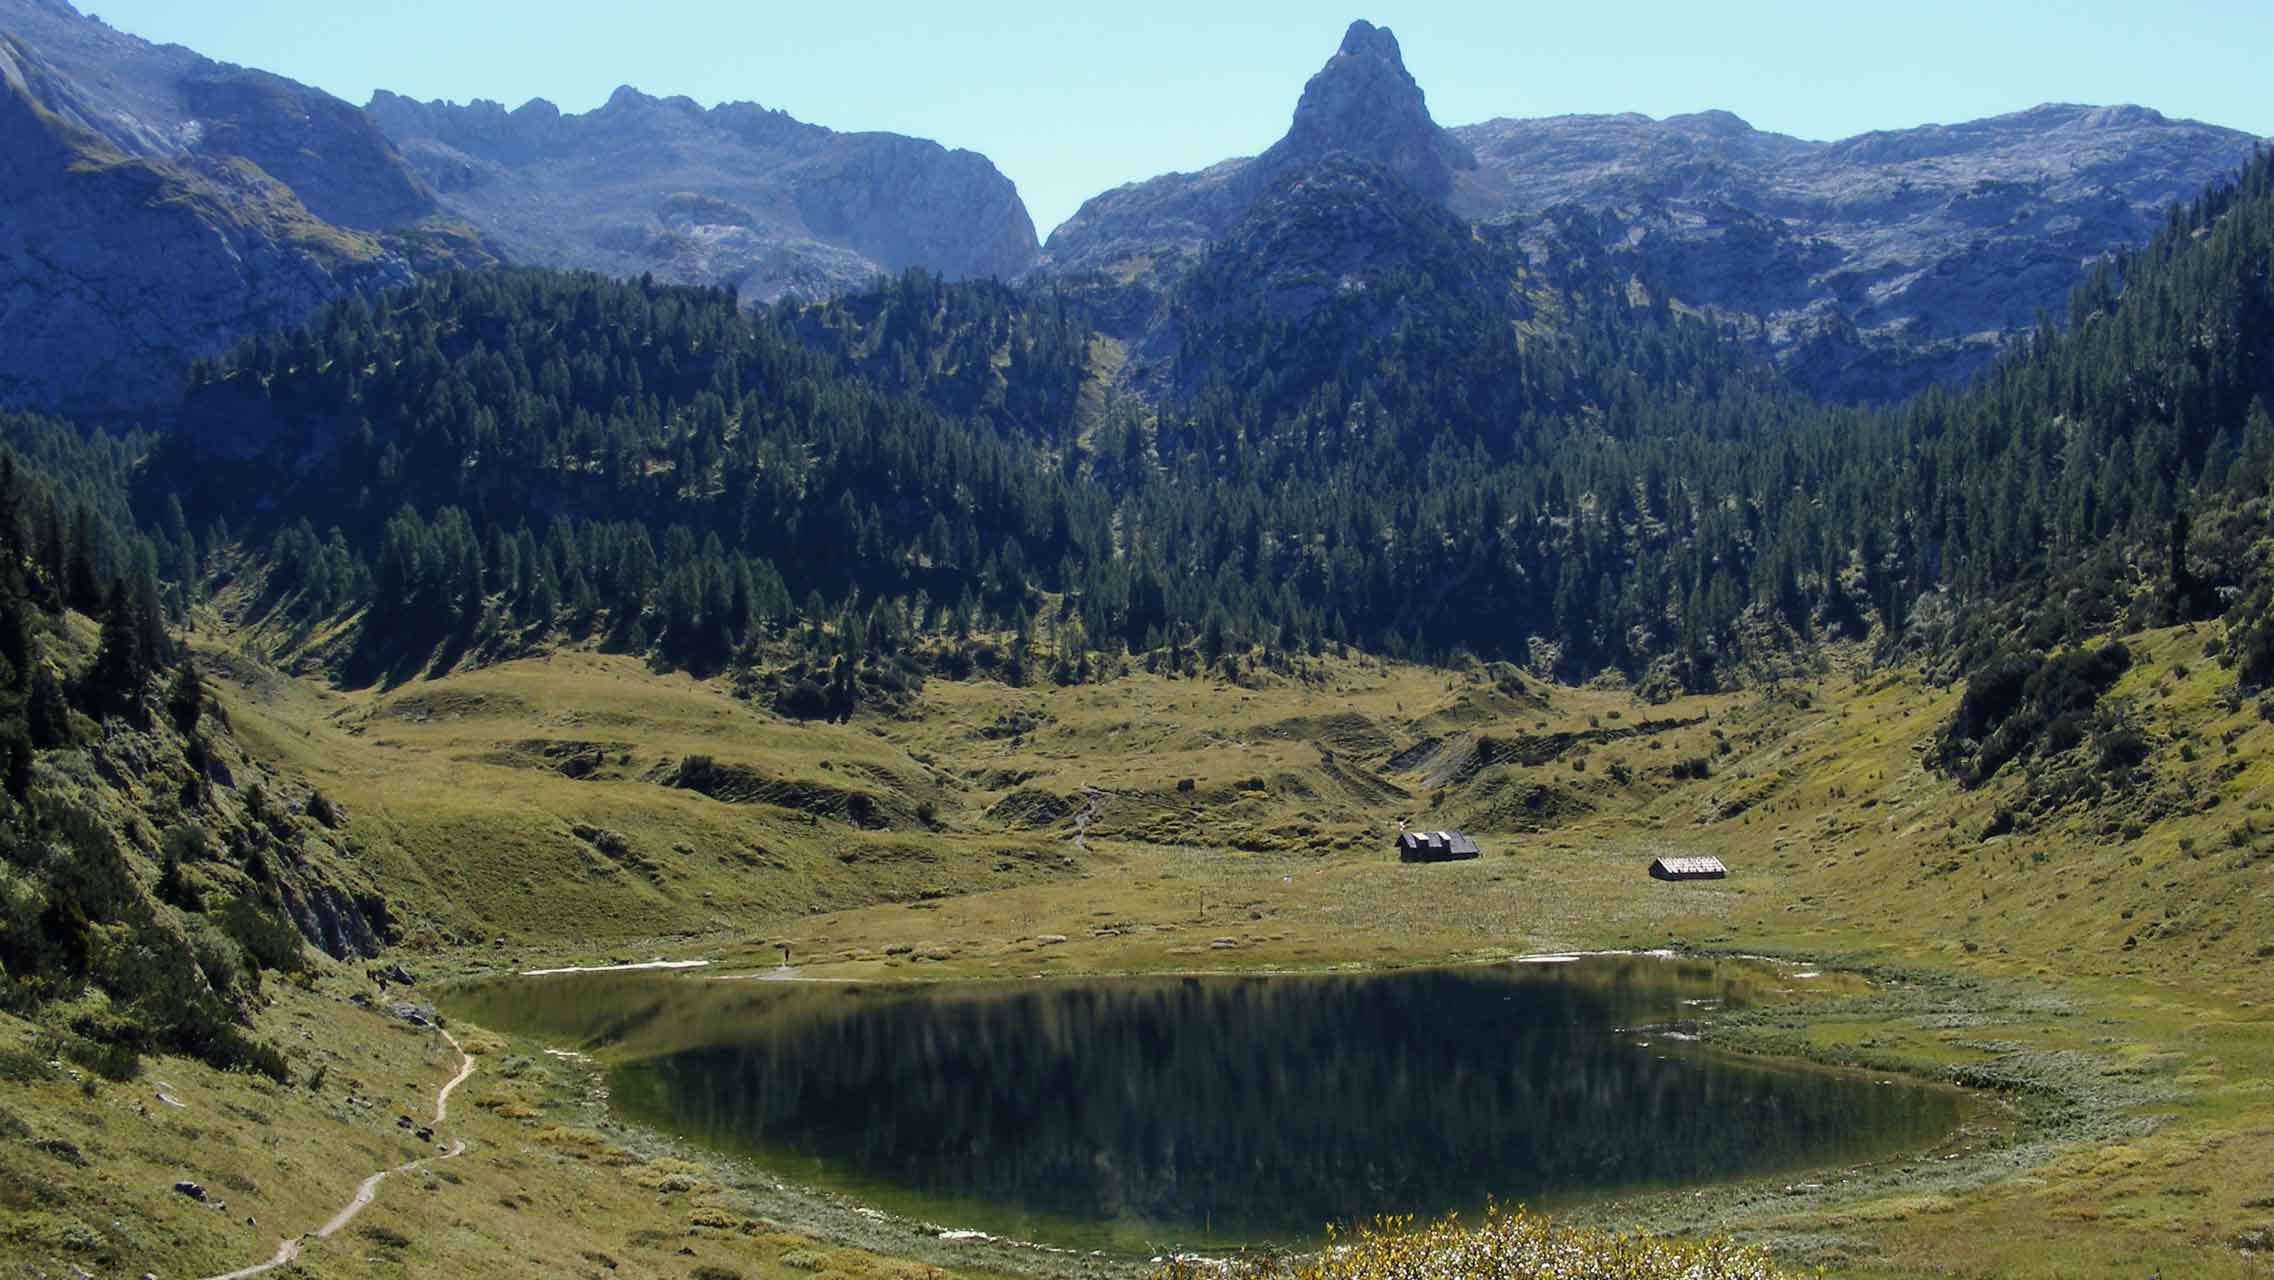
[613,964,1962,1236]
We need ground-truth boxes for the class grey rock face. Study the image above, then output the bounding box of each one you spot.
[1043,18,2267,401]
[180,66,434,230]
[1450,105,2267,399]
[366,84,1040,302]
[0,0,1036,415]
[0,0,436,415]
[1043,19,1470,287]
[1260,20,1473,204]
[0,0,433,220]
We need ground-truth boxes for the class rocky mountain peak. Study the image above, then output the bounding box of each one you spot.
[1261,18,1473,203]
[1040,18,1480,281]
[1334,17,1401,61]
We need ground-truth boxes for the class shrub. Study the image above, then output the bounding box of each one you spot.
[188,920,245,995]
[217,896,306,974]
[156,852,201,910]
[162,824,217,864]
[359,1224,412,1250]
[774,679,830,721]
[0,1050,58,1085]
[1939,642,2134,786]
[2096,726,2151,773]
[49,1021,143,1081]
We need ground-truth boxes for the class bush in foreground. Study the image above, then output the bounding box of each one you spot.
[1161,1209,1814,1280]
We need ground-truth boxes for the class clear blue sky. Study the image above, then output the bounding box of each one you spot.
[74,0,2274,238]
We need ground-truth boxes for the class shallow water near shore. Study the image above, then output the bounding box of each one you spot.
[455,955,1969,1254]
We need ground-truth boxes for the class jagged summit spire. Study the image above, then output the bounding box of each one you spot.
[1256,18,1474,205]
[1337,18,1401,61]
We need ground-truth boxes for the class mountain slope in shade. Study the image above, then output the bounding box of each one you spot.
[0,0,1038,416]
[366,85,1041,302]
[0,0,433,227]
[0,0,481,416]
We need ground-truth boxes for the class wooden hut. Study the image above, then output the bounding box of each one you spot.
[1650,855,1727,881]
[1398,830,1481,863]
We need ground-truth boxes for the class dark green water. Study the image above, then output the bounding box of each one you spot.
[465,957,1967,1252]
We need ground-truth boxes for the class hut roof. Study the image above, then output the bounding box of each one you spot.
[1399,830,1480,856]
[1650,855,1728,880]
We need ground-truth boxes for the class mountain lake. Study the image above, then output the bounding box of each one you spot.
[447,955,1974,1254]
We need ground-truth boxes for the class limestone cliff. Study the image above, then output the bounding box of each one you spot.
[1043,19,1470,289]
[366,84,1040,302]
[1451,105,2267,399]
[0,0,1033,415]
[1041,19,2266,401]
[0,0,454,416]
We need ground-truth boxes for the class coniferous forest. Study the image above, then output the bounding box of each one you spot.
[100,149,2274,705]
[0,140,2267,1090]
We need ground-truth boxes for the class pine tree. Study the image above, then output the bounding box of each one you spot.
[167,658,203,735]
[26,666,70,748]
[86,578,146,717]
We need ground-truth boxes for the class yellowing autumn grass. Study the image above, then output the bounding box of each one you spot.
[1164,1209,1815,1280]
[87,617,2274,1280]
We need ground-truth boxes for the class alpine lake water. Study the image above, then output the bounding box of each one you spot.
[447,955,1972,1255]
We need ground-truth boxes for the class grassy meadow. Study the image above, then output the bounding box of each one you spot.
[9,620,2274,1278]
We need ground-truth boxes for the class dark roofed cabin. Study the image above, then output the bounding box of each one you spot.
[1650,855,1728,881]
[1398,830,1481,863]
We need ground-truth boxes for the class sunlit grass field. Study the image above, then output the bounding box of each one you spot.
[1163,1209,1817,1280]
[10,619,2274,1278]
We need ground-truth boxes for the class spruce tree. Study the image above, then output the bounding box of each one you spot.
[167,658,202,735]
[87,578,145,716]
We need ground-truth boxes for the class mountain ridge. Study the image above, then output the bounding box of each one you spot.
[1448,100,2266,397]
[1042,23,2267,401]
[364,82,1041,303]
[0,0,471,415]
[0,0,1043,416]
[1,4,2266,417]
[1039,19,1474,287]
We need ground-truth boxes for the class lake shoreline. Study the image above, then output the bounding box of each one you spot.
[438,945,2087,1273]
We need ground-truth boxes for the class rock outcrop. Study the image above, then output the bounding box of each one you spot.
[1260,19,1473,205]
[1449,105,2266,399]
[0,0,1036,416]
[366,84,1041,303]
[1044,19,1470,288]
[5,0,2260,414]
[0,0,452,416]
[1042,19,2267,401]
